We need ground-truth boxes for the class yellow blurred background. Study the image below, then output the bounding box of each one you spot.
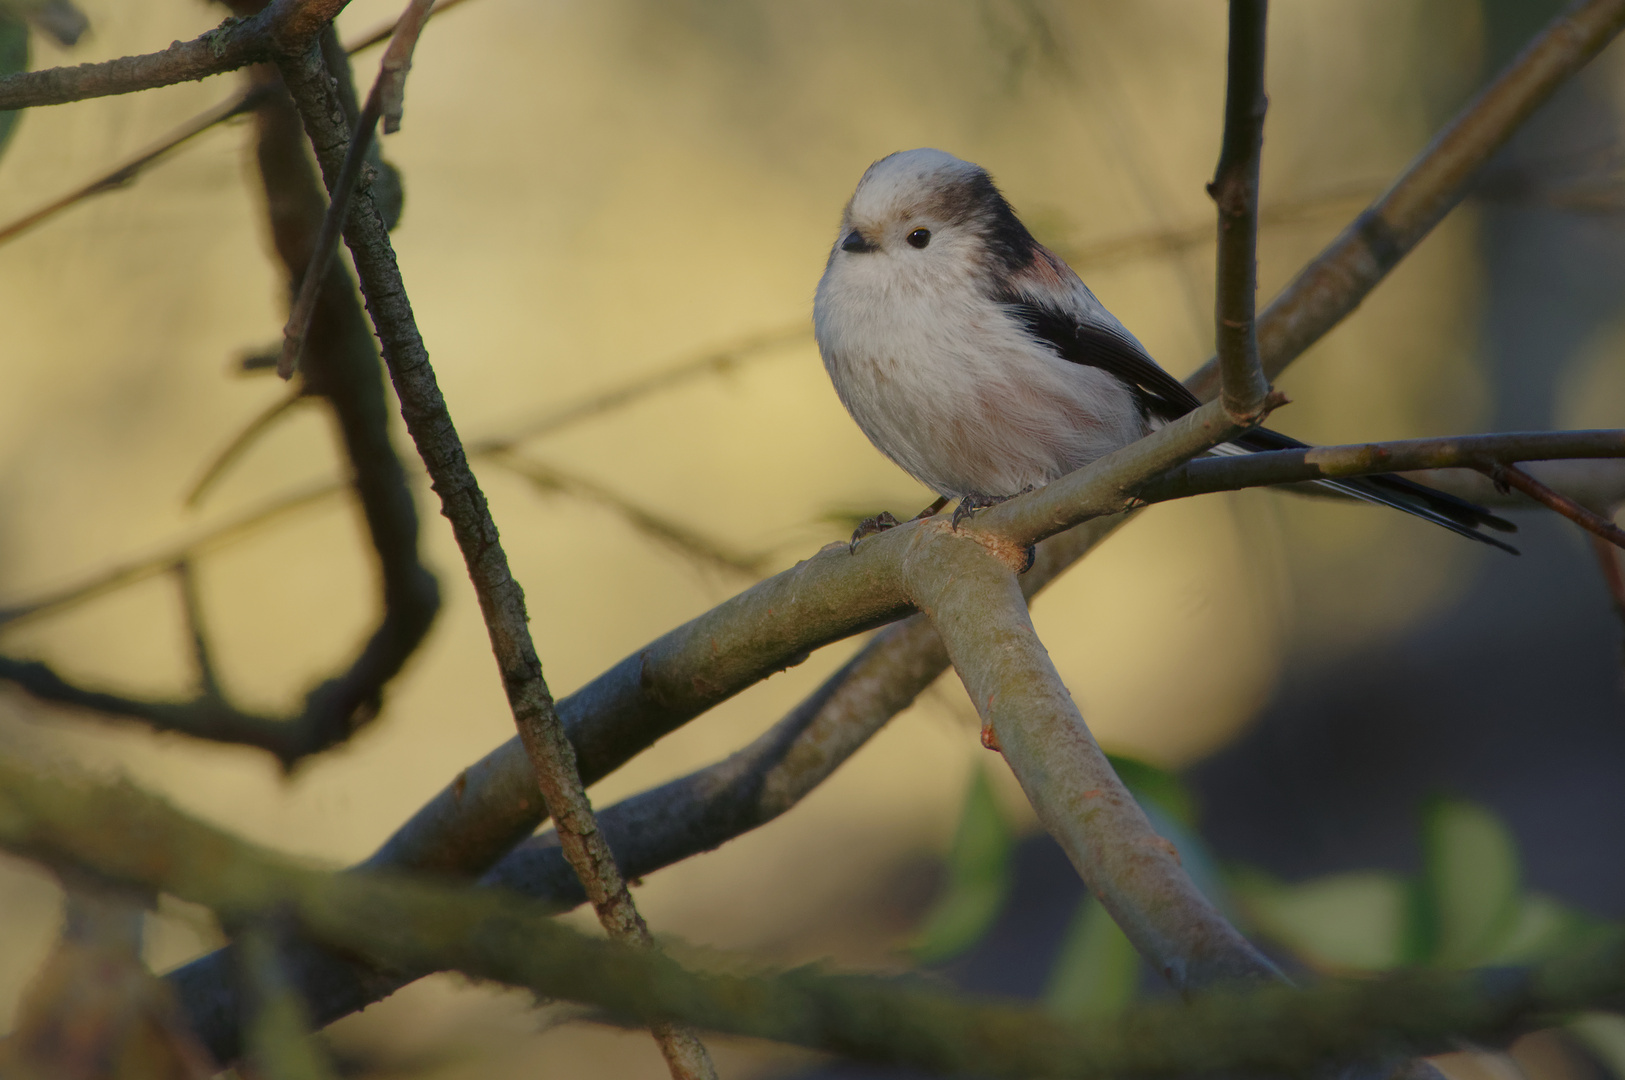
[0,0,1598,1075]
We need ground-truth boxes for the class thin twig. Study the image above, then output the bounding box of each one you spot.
[173,559,223,701]
[0,0,356,112]
[1186,0,1625,398]
[276,42,716,1079]
[1209,0,1271,422]
[186,388,311,507]
[490,452,769,577]
[280,0,434,378]
[0,481,337,630]
[0,0,479,250]
[277,90,382,379]
[341,0,477,54]
[1592,535,1625,619]
[468,324,808,454]
[1051,184,1381,271]
[0,87,273,246]
[1139,429,1625,501]
[1483,462,1625,551]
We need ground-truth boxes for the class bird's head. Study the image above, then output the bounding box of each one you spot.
[827,149,1039,288]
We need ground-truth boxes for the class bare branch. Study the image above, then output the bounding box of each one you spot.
[277,93,380,379]
[1139,429,1625,502]
[0,0,477,250]
[8,753,1625,1079]
[173,559,223,701]
[0,87,273,246]
[0,481,336,630]
[0,17,271,110]
[277,42,716,1078]
[490,452,769,577]
[902,523,1280,990]
[186,387,311,507]
[1209,0,1271,422]
[1050,184,1380,273]
[469,324,808,455]
[1185,0,1625,398]
[279,0,434,378]
[0,0,354,112]
[1483,462,1625,550]
[341,0,476,55]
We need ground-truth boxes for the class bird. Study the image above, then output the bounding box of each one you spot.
[812,148,1517,555]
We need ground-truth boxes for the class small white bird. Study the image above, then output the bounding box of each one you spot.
[813,148,1515,553]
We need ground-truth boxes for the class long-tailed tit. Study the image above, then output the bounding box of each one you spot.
[813,148,1516,553]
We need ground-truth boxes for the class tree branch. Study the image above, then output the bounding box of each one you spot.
[0,0,353,112]
[160,0,1625,1051]
[1210,0,1271,422]
[1483,462,1625,550]
[275,40,715,1078]
[167,515,1130,1060]
[902,523,1281,990]
[7,752,1625,1080]
[1139,430,1625,502]
[1186,0,1625,398]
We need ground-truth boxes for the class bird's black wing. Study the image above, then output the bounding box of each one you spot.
[999,298,1202,421]
[999,297,1519,552]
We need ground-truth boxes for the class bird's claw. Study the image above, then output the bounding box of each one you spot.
[849,511,902,553]
[950,492,1011,530]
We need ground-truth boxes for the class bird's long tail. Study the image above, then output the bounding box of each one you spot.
[1222,427,1520,554]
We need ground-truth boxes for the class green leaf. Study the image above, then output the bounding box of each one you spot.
[909,764,1014,964]
[1106,753,1197,827]
[0,11,27,161]
[1418,798,1522,967]
[1569,1012,1625,1080]
[1485,892,1608,965]
[1231,867,1411,972]
[1044,896,1140,1020]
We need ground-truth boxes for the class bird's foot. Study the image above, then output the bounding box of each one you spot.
[849,511,902,553]
[951,491,1037,573]
[914,495,950,521]
[950,492,1010,530]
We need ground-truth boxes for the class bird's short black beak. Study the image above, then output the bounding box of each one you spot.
[841,229,876,254]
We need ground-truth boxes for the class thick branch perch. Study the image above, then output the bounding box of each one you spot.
[1210,0,1271,422]
[902,523,1280,990]
[6,754,1625,1079]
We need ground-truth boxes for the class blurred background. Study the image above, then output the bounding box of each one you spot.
[0,0,1623,1076]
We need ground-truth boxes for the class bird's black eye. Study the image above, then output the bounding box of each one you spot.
[907,228,931,249]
